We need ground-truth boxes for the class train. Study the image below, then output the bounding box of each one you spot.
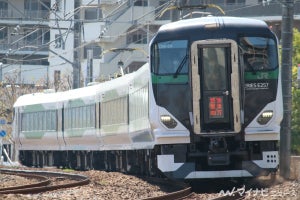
[13,16,283,180]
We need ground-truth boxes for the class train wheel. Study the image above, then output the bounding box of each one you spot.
[87,152,93,170]
[47,151,54,166]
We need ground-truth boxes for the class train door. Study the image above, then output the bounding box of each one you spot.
[191,39,241,134]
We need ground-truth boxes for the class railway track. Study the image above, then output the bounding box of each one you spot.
[0,168,192,199]
[142,177,192,200]
[0,168,253,200]
[0,168,90,194]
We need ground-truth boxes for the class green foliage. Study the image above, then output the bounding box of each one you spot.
[291,28,300,154]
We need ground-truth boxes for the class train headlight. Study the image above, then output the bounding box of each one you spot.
[160,115,177,129]
[257,110,273,125]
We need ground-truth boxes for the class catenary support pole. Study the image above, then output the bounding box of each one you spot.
[280,0,294,179]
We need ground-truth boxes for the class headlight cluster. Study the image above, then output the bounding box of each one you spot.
[160,115,177,129]
[257,110,273,125]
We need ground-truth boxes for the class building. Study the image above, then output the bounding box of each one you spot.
[0,0,299,89]
[0,0,50,86]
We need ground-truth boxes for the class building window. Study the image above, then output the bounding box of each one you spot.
[127,28,147,44]
[85,8,97,19]
[84,43,102,59]
[26,30,39,45]
[85,8,102,20]
[53,0,62,11]
[24,0,38,10]
[23,55,49,65]
[55,34,62,48]
[44,30,50,43]
[0,27,7,40]
[225,0,245,4]
[0,1,8,17]
[134,0,148,6]
[0,1,8,9]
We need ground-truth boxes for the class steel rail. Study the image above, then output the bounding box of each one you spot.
[141,177,193,200]
[0,171,51,193]
[0,168,90,194]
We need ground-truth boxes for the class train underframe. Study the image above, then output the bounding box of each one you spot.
[158,136,279,179]
[18,136,278,179]
[19,148,160,176]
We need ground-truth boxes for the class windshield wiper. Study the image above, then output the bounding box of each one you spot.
[239,46,257,74]
[173,55,188,78]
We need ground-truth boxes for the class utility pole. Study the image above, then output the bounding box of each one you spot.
[0,62,2,82]
[73,0,82,89]
[86,49,93,85]
[280,0,294,179]
[170,0,181,21]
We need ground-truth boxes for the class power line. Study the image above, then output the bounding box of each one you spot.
[2,1,241,82]
[1,2,166,85]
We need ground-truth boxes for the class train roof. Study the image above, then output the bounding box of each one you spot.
[14,63,150,108]
[13,85,97,107]
[158,16,268,32]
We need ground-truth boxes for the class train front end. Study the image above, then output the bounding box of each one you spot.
[149,17,283,179]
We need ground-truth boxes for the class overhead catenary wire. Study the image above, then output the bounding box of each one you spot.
[0,1,262,66]
[0,0,173,67]
[1,1,288,76]
[0,1,152,65]
[3,0,171,67]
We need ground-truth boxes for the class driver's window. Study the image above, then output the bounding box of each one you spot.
[151,40,188,75]
[239,37,277,71]
[202,47,226,90]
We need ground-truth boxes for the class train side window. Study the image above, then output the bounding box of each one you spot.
[82,106,86,127]
[52,110,57,131]
[84,106,88,128]
[38,112,42,131]
[43,112,46,130]
[77,107,81,128]
[21,113,27,132]
[64,105,95,130]
[20,111,56,132]
[72,108,75,128]
[66,108,71,129]
[32,113,36,131]
[46,112,49,130]
[90,105,96,128]
[46,112,51,130]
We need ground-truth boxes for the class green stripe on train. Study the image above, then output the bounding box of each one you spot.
[151,74,188,84]
[23,104,47,112]
[68,99,86,107]
[244,69,279,80]
[152,69,279,84]
[64,129,94,137]
[22,131,45,139]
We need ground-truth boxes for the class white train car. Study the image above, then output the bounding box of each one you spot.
[14,64,154,170]
[148,16,283,179]
[13,17,283,180]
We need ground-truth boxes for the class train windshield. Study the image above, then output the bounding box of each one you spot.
[151,40,188,75]
[239,37,278,72]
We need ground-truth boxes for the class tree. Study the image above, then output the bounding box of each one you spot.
[291,28,300,154]
[0,69,75,161]
[0,72,42,160]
